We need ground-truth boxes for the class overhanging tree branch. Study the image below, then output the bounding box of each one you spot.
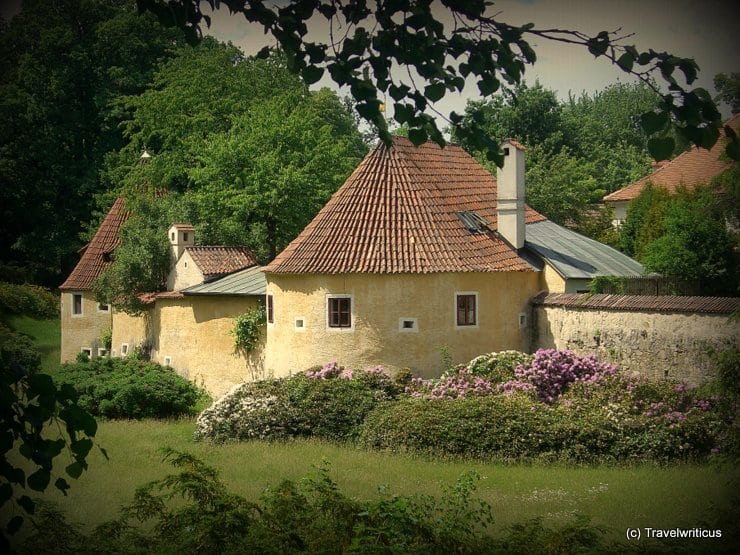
[136,0,738,164]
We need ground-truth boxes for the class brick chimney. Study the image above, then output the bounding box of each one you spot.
[168,223,194,262]
[496,139,526,250]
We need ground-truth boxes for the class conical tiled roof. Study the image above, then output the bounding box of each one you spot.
[60,198,128,290]
[265,137,546,274]
[604,114,739,202]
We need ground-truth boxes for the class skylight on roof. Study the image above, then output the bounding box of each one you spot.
[456,211,490,234]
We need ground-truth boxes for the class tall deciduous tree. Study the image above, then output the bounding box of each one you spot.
[0,0,184,284]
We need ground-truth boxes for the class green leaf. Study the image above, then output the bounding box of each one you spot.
[424,82,446,102]
[408,127,428,145]
[640,111,668,134]
[6,516,23,536]
[27,469,50,492]
[17,495,35,515]
[587,32,609,57]
[647,136,675,161]
[65,461,84,479]
[393,103,414,124]
[55,477,71,496]
[616,52,634,72]
[477,75,499,96]
[301,65,324,84]
[71,438,93,459]
[388,83,410,101]
[726,139,740,162]
[0,483,12,503]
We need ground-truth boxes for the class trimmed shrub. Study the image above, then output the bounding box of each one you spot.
[55,357,203,419]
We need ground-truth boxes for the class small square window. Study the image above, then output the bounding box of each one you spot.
[81,347,92,357]
[72,293,83,316]
[98,348,108,357]
[455,293,477,327]
[399,318,418,332]
[328,297,351,328]
[97,302,110,313]
[163,356,172,366]
[294,317,305,330]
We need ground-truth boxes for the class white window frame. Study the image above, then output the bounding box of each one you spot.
[71,293,84,317]
[398,317,419,333]
[98,347,108,357]
[454,291,479,329]
[121,343,129,357]
[163,356,172,366]
[294,316,306,331]
[81,347,92,357]
[97,302,110,313]
[326,294,354,331]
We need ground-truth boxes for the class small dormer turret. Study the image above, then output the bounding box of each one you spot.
[168,224,195,262]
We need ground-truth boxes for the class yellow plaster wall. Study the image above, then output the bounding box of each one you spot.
[111,311,150,358]
[166,250,204,291]
[541,263,566,293]
[264,272,540,378]
[60,291,114,362]
[149,295,264,397]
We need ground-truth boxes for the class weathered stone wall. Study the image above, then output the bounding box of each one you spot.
[533,304,739,385]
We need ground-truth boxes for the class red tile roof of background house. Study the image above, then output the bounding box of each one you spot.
[264,137,546,274]
[603,115,739,203]
[186,246,258,280]
[59,198,128,290]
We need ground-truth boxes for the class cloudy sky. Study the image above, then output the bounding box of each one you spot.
[2,0,737,117]
[203,0,738,119]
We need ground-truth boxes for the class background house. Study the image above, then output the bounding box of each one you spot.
[262,138,644,377]
[604,115,739,226]
[59,197,127,362]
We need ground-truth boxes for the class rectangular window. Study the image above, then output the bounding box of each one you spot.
[121,344,129,357]
[328,297,352,328]
[81,347,92,357]
[456,294,477,327]
[266,294,274,324]
[163,356,172,366]
[72,293,83,316]
[399,317,418,332]
[294,317,305,330]
[97,302,110,313]
[98,348,108,357]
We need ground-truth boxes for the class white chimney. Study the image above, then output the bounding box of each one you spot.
[496,139,526,250]
[168,223,195,262]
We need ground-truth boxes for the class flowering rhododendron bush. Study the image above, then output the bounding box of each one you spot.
[195,363,402,443]
[196,351,735,462]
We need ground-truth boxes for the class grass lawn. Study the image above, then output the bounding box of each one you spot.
[20,417,737,548]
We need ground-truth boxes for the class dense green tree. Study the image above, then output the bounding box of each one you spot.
[714,72,740,114]
[188,87,366,259]
[642,187,737,295]
[619,183,671,258]
[0,0,184,284]
[138,0,735,165]
[95,43,366,311]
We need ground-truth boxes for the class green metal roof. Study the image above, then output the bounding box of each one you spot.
[525,220,644,280]
[181,265,266,296]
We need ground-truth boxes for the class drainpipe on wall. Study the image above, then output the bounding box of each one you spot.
[496,139,526,250]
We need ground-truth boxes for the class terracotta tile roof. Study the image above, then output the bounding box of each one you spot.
[186,246,258,280]
[59,198,128,290]
[265,137,546,274]
[533,292,740,314]
[604,115,739,203]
